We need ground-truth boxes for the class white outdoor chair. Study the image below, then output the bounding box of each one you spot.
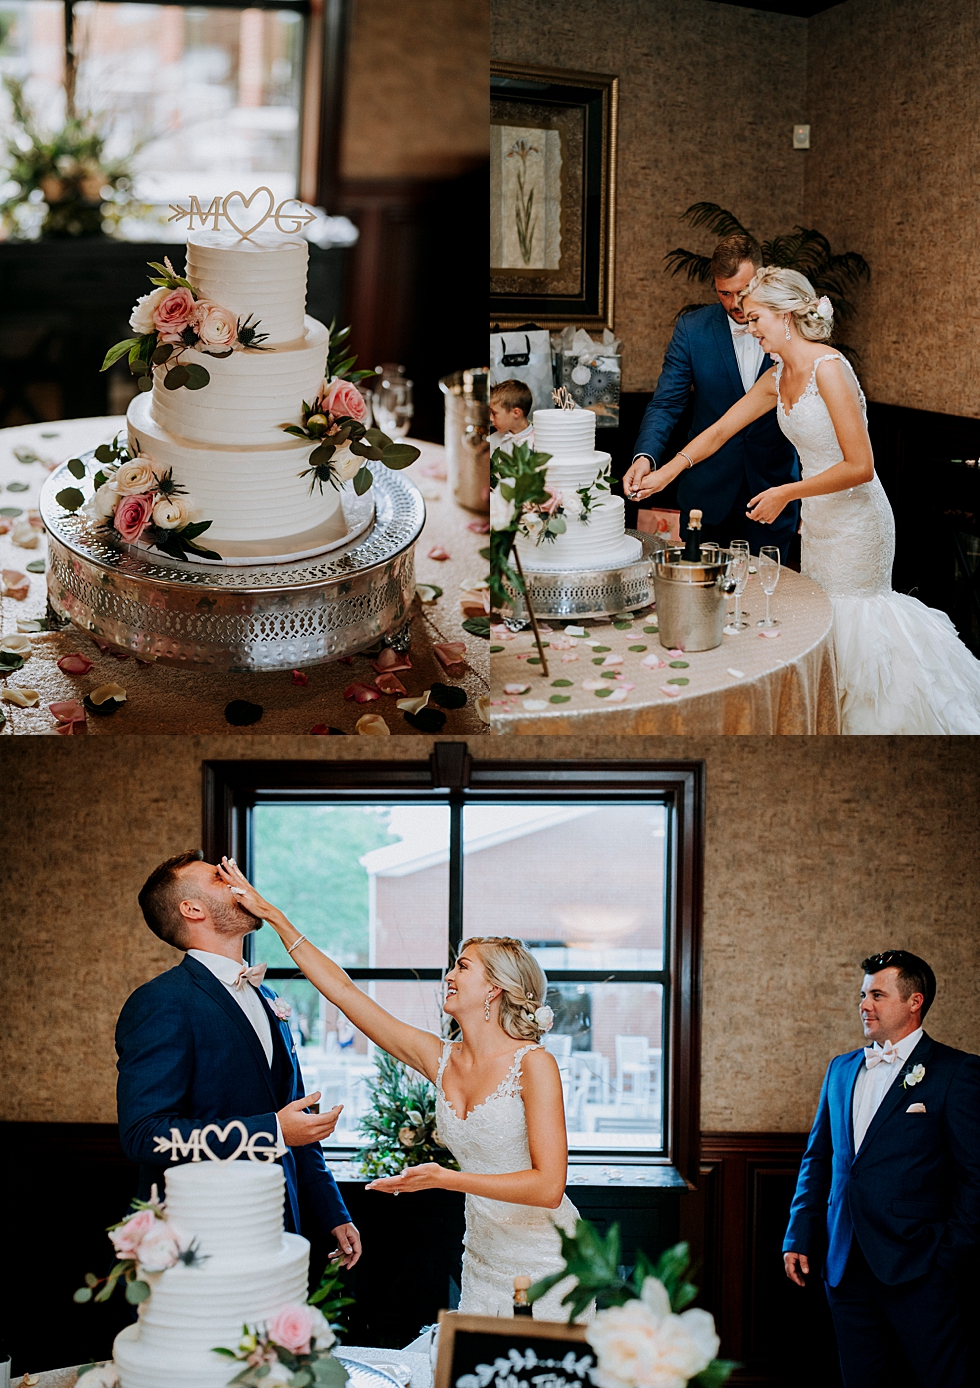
[615,1034,651,1104]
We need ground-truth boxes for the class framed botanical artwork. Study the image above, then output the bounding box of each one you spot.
[491,62,618,331]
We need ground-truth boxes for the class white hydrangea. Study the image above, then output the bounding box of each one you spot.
[584,1278,720,1388]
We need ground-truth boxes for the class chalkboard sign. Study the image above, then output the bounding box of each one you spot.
[434,1313,594,1388]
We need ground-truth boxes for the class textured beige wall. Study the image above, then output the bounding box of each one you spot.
[341,0,489,179]
[804,0,980,418]
[492,0,808,391]
[4,737,977,1136]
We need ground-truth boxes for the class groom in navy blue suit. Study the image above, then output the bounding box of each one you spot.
[117,850,360,1273]
[625,232,800,560]
[783,950,980,1388]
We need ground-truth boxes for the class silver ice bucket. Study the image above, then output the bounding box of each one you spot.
[652,546,736,652]
[440,367,490,513]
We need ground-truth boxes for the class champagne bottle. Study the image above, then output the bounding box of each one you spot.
[682,509,703,563]
[513,1275,533,1317]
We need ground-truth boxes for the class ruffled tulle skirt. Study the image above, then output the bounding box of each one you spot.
[830,589,980,734]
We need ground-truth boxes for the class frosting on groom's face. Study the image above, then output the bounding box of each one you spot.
[714,259,758,323]
[178,860,262,937]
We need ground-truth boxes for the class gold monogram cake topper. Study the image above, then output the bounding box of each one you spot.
[168,187,316,240]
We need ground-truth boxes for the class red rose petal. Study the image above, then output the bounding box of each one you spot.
[343,681,382,703]
[427,546,451,561]
[2,569,29,600]
[291,670,309,685]
[374,673,408,695]
[370,647,413,674]
[49,699,86,724]
[433,641,467,670]
[466,519,491,534]
[57,654,95,676]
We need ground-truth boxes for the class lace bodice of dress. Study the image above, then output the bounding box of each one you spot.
[436,1040,536,1179]
[775,352,894,600]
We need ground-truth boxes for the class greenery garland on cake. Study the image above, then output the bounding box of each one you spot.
[281,324,421,496]
[100,257,270,395]
[356,1048,460,1179]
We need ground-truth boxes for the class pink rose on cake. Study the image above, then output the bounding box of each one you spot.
[109,1208,158,1259]
[111,459,158,495]
[267,1304,319,1354]
[152,287,198,342]
[135,1221,185,1272]
[129,286,170,335]
[319,377,368,422]
[114,492,155,543]
[193,302,238,349]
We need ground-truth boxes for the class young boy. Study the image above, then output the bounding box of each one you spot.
[489,379,534,453]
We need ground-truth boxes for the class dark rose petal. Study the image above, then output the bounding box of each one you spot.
[224,699,264,726]
[429,683,467,709]
[403,707,447,732]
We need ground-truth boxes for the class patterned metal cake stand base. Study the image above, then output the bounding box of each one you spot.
[507,530,664,623]
[40,456,425,671]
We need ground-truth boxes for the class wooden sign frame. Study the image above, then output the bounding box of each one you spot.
[434,1311,592,1388]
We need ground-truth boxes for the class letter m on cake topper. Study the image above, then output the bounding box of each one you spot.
[169,187,316,240]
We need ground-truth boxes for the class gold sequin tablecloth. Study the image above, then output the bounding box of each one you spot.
[490,566,840,734]
[0,417,488,735]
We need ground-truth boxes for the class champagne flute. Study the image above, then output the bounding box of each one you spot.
[757,545,780,628]
[724,550,750,635]
[729,539,750,617]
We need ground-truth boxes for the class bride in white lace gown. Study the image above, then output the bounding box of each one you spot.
[627,265,980,734]
[216,858,581,1320]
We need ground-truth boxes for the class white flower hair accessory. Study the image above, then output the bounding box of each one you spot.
[814,295,833,318]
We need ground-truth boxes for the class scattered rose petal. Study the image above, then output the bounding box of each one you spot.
[560,652,579,663]
[659,684,682,698]
[371,647,412,674]
[0,632,32,656]
[727,667,746,679]
[427,546,451,561]
[88,683,127,707]
[375,672,408,695]
[49,698,86,723]
[549,635,576,650]
[17,620,43,632]
[601,655,623,667]
[0,519,11,534]
[2,569,29,600]
[475,695,490,724]
[344,681,382,703]
[564,625,586,636]
[641,654,667,669]
[91,638,111,652]
[290,670,309,686]
[310,724,346,735]
[110,649,130,661]
[467,519,491,533]
[759,628,781,638]
[1,686,40,707]
[396,691,431,715]
[27,508,43,529]
[522,699,547,710]
[224,699,263,726]
[616,681,636,692]
[667,648,685,658]
[339,655,353,665]
[503,683,531,695]
[416,584,442,604]
[11,521,39,548]
[57,653,95,676]
[418,458,447,480]
[355,712,390,735]
[582,679,605,691]
[608,688,631,702]
[490,623,513,637]
[434,641,466,670]
[748,565,758,574]
[460,589,490,618]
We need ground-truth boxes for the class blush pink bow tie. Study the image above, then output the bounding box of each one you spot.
[864,1040,900,1069]
[233,962,268,990]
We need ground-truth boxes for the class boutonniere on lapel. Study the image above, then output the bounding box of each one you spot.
[902,1063,925,1090]
[269,997,292,1021]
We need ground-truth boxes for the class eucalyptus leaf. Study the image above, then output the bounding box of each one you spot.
[85,1272,99,1287]
[6,481,29,492]
[282,425,309,438]
[126,1279,151,1304]
[352,467,374,496]
[691,1361,739,1388]
[380,444,421,469]
[93,470,107,488]
[56,486,85,512]
[67,457,86,479]
[0,505,23,517]
[309,442,336,465]
[364,428,393,449]
[351,440,384,461]
[26,559,46,573]
[185,363,211,390]
[137,375,153,393]
[151,343,174,365]
[73,1287,93,1303]
[164,365,190,390]
[95,444,115,464]
[0,653,25,673]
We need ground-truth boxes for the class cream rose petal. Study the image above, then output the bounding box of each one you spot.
[1,686,40,707]
[0,632,32,656]
[396,691,431,715]
[355,713,390,736]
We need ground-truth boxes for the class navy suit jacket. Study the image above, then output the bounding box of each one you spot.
[116,954,350,1239]
[634,303,800,528]
[783,1033,980,1287]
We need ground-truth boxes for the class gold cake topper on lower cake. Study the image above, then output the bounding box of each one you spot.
[168,187,316,240]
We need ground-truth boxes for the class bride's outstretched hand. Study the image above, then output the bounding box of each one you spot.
[365,1163,447,1195]
[217,857,282,925]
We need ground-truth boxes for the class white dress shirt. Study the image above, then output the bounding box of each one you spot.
[851,1027,923,1151]
[729,313,765,394]
[187,949,286,1152]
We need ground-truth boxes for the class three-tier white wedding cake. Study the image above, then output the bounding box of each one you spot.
[113,1163,309,1388]
[515,407,642,571]
[126,229,343,560]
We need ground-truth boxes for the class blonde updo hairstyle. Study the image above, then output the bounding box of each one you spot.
[459,936,549,1041]
[739,265,834,342]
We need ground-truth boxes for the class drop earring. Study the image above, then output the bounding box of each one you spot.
[485,993,492,1021]
[784,316,792,340]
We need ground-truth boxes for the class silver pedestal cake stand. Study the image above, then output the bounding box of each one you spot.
[508,530,664,623]
[40,455,425,671]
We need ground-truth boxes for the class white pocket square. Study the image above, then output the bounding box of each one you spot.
[906,1102,927,1113]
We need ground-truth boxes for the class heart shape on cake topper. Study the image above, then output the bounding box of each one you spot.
[222,187,276,241]
[199,1119,251,1164]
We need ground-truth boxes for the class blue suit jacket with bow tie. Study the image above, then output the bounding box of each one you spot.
[783,1032,980,1286]
[116,954,350,1238]
[633,302,800,527]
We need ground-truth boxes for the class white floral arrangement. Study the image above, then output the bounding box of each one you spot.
[101,257,269,395]
[215,1303,348,1388]
[55,433,219,563]
[73,1185,204,1309]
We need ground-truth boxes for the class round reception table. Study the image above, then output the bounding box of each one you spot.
[0,417,488,736]
[490,565,840,735]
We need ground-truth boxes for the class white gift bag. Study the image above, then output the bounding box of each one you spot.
[489,329,554,415]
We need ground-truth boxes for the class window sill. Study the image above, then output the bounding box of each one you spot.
[322,1153,687,1189]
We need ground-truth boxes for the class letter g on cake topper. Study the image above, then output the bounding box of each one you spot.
[152,1121,279,1163]
[168,188,316,240]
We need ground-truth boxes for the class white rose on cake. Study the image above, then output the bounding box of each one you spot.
[308,1305,336,1350]
[85,481,120,521]
[585,1277,719,1388]
[194,302,238,349]
[78,1362,118,1388]
[152,495,193,530]
[129,287,169,335]
[111,459,158,495]
[331,444,362,483]
[135,1221,185,1272]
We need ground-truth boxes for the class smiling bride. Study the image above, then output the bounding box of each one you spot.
[218,856,583,1320]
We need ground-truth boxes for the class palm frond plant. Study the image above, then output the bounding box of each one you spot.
[664,202,870,357]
